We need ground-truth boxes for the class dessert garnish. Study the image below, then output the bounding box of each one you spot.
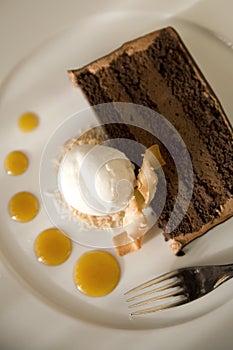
[18,111,39,132]
[74,250,120,296]
[9,191,39,222]
[34,228,72,265]
[56,128,165,256]
[5,150,29,175]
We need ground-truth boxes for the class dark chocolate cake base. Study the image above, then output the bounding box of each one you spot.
[68,26,233,254]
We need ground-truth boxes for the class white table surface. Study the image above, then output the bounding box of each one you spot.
[1,1,233,349]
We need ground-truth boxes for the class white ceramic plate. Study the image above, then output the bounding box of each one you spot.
[0,11,233,330]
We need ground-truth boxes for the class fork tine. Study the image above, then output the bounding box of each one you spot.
[124,270,178,295]
[126,278,181,302]
[130,297,188,316]
[128,287,185,308]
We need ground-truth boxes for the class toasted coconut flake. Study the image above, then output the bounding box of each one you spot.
[112,144,165,256]
[136,158,158,207]
[136,144,165,208]
[71,206,125,229]
[147,144,166,169]
[113,189,148,256]
[113,231,143,256]
[123,191,148,240]
[123,192,142,226]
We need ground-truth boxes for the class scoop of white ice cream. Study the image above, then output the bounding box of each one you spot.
[95,158,135,206]
[58,144,136,216]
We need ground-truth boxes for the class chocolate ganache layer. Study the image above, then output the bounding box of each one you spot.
[68,26,233,254]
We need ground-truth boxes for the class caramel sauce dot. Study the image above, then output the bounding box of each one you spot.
[18,112,39,132]
[9,191,39,222]
[5,150,29,175]
[34,228,72,266]
[74,251,120,297]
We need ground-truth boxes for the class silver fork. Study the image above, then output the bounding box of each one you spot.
[124,264,233,316]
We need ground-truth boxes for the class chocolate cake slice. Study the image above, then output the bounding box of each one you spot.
[68,26,233,254]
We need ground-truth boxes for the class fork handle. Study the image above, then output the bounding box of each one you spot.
[213,264,233,288]
[222,263,233,275]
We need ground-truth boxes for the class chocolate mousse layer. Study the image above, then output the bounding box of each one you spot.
[68,27,233,254]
